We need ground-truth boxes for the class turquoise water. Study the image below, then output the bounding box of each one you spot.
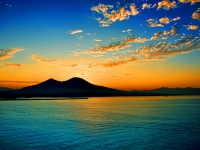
[0,96,200,150]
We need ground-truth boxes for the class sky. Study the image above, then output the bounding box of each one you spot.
[0,0,200,90]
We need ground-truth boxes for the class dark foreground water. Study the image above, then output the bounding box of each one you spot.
[0,96,200,150]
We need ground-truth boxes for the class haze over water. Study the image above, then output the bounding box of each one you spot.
[0,96,200,150]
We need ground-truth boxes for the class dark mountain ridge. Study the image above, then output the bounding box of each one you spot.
[0,77,140,98]
[1,77,199,98]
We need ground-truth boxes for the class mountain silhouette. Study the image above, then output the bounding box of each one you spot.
[0,77,140,98]
[1,77,199,99]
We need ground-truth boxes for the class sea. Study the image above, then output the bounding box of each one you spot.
[0,96,200,150]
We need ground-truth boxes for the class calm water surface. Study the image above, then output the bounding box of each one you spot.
[0,96,200,150]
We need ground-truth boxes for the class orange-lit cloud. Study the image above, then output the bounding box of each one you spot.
[135,34,200,59]
[187,25,199,30]
[69,34,200,70]
[4,62,23,67]
[130,3,139,16]
[92,3,139,27]
[163,30,170,35]
[142,3,151,10]
[0,48,23,60]
[172,16,180,21]
[126,37,148,43]
[86,41,131,54]
[171,25,180,36]
[146,19,164,27]
[31,54,60,64]
[157,0,177,10]
[151,32,162,40]
[70,29,83,35]
[179,0,200,5]
[159,17,170,24]
[91,4,113,13]
[192,12,200,21]
[68,56,137,70]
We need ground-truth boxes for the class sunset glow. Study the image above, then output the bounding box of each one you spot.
[0,0,200,90]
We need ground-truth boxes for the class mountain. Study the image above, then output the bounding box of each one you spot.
[132,87,200,95]
[0,77,141,98]
[0,87,13,91]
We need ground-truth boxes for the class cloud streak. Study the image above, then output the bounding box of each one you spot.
[86,41,131,54]
[4,62,23,67]
[31,54,60,64]
[70,29,83,35]
[0,48,23,60]
[68,56,137,70]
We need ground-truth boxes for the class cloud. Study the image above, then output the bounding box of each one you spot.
[130,3,139,16]
[157,0,177,10]
[91,4,113,13]
[142,3,152,10]
[68,56,137,70]
[0,48,23,60]
[135,34,200,60]
[92,3,139,27]
[172,16,180,21]
[4,62,23,67]
[86,41,131,54]
[163,30,170,35]
[151,3,157,8]
[179,0,200,5]
[126,37,148,43]
[70,29,83,35]
[93,39,102,42]
[31,54,60,64]
[0,80,38,83]
[122,29,131,34]
[146,19,164,27]
[171,25,180,36]
[192,12,200,21]
[159,17,170,24]
[69,34,200,70]
[74,73,92,77]
[187,25,199,30]
[151,32,162,40]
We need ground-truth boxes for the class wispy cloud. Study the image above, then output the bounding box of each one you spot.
[126,37,148,43]
[159,17,170,24]
[68,56,137,70]
[31,54,60,65]
[4,62,23,67]
[86,41,131,54]
[91,3,139,27]
[70,29,83,35]
[157,0,177,10]
[142,3,152,10]
[135,34,200,59]
[93,39,102,42]
[0,48,23,60]
[172,16,180,21]
[146,18,164,27]
[179,0,200,5]
[171,25,180,36]
[122,29,131,34]
[151,32,163,40]
[192,12,200,21]
[187,25,199,30]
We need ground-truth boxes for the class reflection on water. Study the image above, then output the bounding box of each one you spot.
[0,96,200,149]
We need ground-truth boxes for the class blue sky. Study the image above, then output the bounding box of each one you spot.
[0,0,200,90]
